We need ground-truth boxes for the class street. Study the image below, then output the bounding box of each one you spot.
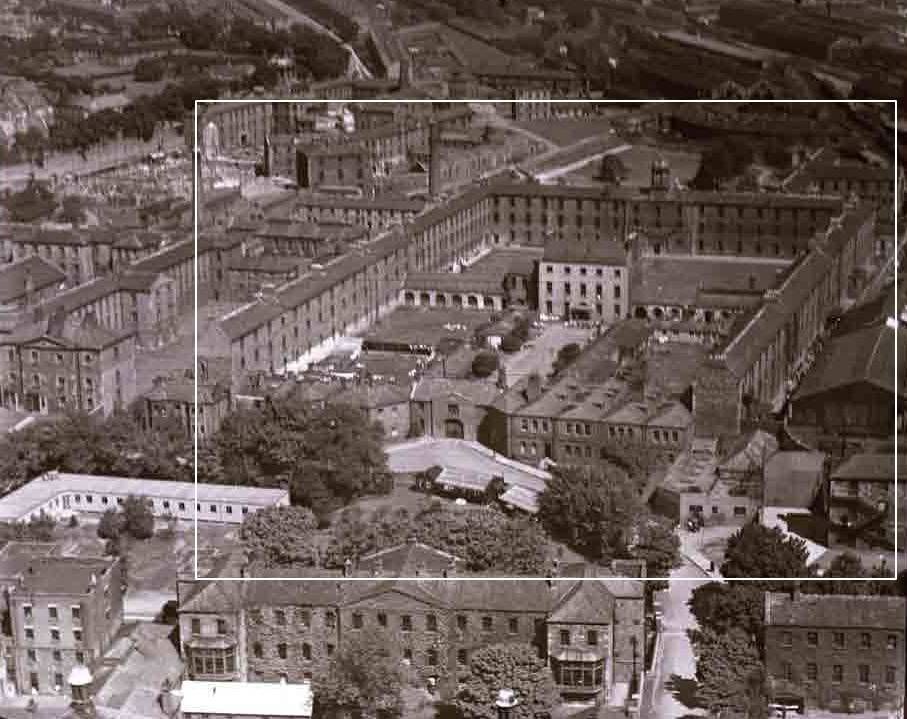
[642,563,710,719]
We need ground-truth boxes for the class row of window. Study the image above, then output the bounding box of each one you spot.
[23,627,83,643]
[23,648,85,664]
[23,605,80,623]
[242,608,538,634]
[543,282,622,300]
[779,631,898,651]
[778,662,900,685]
[544,266,622,278]
[71,494,251,515]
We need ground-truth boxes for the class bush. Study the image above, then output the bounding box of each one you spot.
[97,509,123,540]
[500,333,523,353]
[552,343,581,374]
[471,351,499,378]
[122,495,155,540]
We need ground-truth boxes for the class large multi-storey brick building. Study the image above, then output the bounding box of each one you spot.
[764,591,905,713]
[0,310,136,415]
[177,576,646,705]
[0,549,123,698]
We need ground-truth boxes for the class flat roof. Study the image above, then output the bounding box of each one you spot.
[0,472,289,523]
[179,681,313,718]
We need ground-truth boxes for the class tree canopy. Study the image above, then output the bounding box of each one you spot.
[325,501,553,575]
[538,464,641,561]
[240,505,319,568]
[209,397,391,522]
[688,582,765,642]
[692,627,768,719]
[721,524,812,580]
[454,643,561,719]
[314,631,405,719]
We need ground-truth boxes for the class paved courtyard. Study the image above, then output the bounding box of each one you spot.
[501,322,594,387]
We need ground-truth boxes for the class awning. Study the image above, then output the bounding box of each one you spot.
[186,636,237,650]
[500,485,540,514]
[434,468,493,493]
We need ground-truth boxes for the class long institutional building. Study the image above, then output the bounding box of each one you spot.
[213,172,871,429]
[177,574,647,704]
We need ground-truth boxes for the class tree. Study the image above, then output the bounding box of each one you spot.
[454,643,560,719]
[314,631,405,719]
[241,505,319,568]
[692,628,768,719]
[2,177,57,223]
[134,57,166,82]
[97,509,124,540]
[500,333,522,353]
[721,524,812,579]
[59,195,86,226]
[121,495,155,539]
[630,513,680,590]
[538,465,640,561]
[599,155,627,185]
[0,514,56,547]
[551,343,581,376]
[688,582,765,641]
[211,397,390,522]
[471,351,500,378]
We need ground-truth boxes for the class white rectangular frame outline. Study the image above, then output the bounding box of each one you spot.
[192,98,899,583]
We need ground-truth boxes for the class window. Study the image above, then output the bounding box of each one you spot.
[326,643,335,656]
[253,642,263,658]
[75,651,84,664]
[860,632,871,649]
[427,648,438,666]
[587,630,599,646]
[25,628,34,640]
[832,632,845,649]
[27,649,36,662]
[806,663,817,681]
[858,665,870,684]
[560,629,571,646]
[217,619,227,635]
[403,648,413,661]
[325,611,336,628]
[887,634,897,650]
[277,643,287,659]
[447,404,460,418]
[426,614,437,632]
[51,629,60,642]
[48,605,58,620]
[72,606,81,623]
[782,662,792,681]
[53,650,62,662]
[352,613,363,629]
[377,613,387,628]
[781,631,792,647]
[191,618,201,635]
[508,617,518,634]
[832,665,843,683]
[23,605,32,621]
[275,610,286,626]
[482,616,493,631]
[302,643,312,660]
[457,615,467,631]
[401,615,412,631]
[73,629,83,643]
[29,672,39,691]
[457,649,468,666]
[54,672,64,689]
[886,666,896,684]
[807,632,818,647]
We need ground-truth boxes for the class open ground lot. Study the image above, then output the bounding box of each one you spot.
[501,322,595,387]
[516,116,619,147]
[566,144,701,186]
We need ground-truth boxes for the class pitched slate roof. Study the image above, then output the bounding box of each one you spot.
[543,239,626,266]
[548,581,616,624]
[0,255,65,304]
[356,541,460,576]
[794,321,905,400]
[831,453,903,483]
[765,592,906,630]
[763,451,826,508]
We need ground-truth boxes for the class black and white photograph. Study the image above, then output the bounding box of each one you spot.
[0,0,905,718]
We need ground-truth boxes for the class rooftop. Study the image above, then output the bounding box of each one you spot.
[14,555,115,595]
[0,472,289,523]
[543,238,626,266]
[179,680,313,718]
[831,452,904,483]
[0,255,66,304]
[765,591,906,630]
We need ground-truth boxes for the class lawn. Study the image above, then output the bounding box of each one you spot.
[516,117,619,147]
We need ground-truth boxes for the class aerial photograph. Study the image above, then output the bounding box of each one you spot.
[0,0,905,718]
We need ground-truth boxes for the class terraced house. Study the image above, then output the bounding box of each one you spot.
[177,577,647,707]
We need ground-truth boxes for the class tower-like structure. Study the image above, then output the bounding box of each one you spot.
[650,157,671,191]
